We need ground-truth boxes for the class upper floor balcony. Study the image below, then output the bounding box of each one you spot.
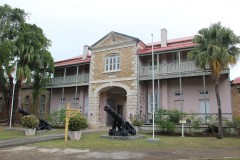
[139,62,212,80]
[45,74,89,88]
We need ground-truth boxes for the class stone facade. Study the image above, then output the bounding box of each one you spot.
[231,84,240,116]
[88,32,139,127]
[20,86,50,117]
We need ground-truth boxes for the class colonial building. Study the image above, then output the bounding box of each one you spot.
[44,29,232,127]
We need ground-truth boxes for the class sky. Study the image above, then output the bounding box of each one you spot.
[1,0,240,80]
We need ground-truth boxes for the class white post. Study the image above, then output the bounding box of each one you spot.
[9,84,15,128]
[181,123,184,137]
[9,60,18,128]
[151,34,155,139]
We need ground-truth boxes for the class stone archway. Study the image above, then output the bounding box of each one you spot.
[88,82,137,127]
[98,86,127,126]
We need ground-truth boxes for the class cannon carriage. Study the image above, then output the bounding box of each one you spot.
[18,108,52,130]
[104,105,136,136]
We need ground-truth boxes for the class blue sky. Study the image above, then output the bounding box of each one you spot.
[1,0,240,80]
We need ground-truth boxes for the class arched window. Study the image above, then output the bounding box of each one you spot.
[24,96,30,112]
[105,54,120,72]
[40,95,45,114]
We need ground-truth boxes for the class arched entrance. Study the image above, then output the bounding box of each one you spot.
[98,86,127,126]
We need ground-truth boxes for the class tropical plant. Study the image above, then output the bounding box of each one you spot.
[155,108,186,133]
[48,109,66,128]
[188,22,240,139]
[21,115,39,129]
[131,118,143,127]
[0,4,54,123]
[68,113,87,131]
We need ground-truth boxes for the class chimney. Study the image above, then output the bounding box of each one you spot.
[161,28,167,47]
[82,45,89,60]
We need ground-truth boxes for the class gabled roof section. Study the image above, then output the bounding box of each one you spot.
[54,53,91,67]
[138,36,196,54]
[232,77,240,84]
[90,31,142,50]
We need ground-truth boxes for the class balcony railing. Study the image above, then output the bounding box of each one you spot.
[139,62,208,79]
[46,74,89,86]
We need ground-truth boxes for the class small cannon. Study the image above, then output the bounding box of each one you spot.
[18,108,52,130]
[104,105,136,136]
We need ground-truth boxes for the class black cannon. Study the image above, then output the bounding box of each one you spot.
[18,108,52,130]
[104,105,136,136]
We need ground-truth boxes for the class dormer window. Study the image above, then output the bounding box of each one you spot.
[105,54,120,72]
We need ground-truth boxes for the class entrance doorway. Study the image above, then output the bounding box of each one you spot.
[99,86,127,126]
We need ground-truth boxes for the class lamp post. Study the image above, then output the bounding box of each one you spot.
[9,59,18,128]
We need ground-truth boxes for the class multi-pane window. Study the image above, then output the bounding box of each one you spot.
[174,91,184,96]
[24,96,30,112]
[105,54,120,72]
[148,94,158,113]
[199,90,209,95]
[40,95,45,114]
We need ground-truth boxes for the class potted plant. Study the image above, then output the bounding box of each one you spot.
[21,115,39,136]
[68,113,87,140]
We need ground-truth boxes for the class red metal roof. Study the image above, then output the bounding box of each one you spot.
[54,36,197,66]
[138,36,196,54]
[54,53,91,67]
[232,77,240,84]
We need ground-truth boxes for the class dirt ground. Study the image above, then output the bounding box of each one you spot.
[0,146,240,160]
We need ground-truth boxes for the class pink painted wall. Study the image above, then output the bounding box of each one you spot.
[139,75,232,115]
[99,92,107,125]
[50,86,89,113]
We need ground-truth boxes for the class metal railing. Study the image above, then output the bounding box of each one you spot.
[135,113,233,124]
[139,62,206,79]
[46,74,89,86]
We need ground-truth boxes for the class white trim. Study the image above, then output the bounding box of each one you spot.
[90,77,137,84]
[91,42,136,52]
[105,54,120,72]
[94,82,131,96]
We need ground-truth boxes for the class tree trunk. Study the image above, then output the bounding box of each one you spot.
[215,78,223,139]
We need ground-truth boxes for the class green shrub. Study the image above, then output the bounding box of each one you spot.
[21,115,39,129]
[48,109,66,127]
[155,108,186,133]
[68,113,87,131]
[131,118,143,127]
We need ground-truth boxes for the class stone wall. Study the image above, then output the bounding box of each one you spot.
[231,84,240,116]
[88,45,139,127]
[20,88,50,117]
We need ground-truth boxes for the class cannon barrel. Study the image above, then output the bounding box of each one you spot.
[17,108,30,116]
[104,105,123,123]
[104,105,136,136]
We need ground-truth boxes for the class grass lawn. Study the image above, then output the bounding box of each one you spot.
[30,132,240,151]
[0,126,64,140]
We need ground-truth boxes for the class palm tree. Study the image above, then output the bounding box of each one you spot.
[188,22,240,139]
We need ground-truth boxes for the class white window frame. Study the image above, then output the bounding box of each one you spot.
[148,94,158,113]
[105,54,120,72]
[174,91,184,96]
[40,95,45,114]
[199,89,209,95]
[24,96,30,112]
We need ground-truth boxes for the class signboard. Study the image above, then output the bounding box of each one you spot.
[65,102,80,142]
